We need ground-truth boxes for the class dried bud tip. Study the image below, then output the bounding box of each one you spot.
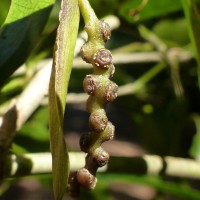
[93,48,112,69]
[89,110,108,133]
[94,149,110,167]
[105,82,118,102]
[83,75,96,95]
[99,21,111,42]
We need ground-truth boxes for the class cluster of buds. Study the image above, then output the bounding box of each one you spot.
[69,20,118,197]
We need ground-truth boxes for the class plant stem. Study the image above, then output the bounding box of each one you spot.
[78,0,98,23]
[118,62,167,96]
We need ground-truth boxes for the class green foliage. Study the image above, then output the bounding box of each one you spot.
[0,0,10,26]
[119,0,183,23]
[152,18,189,46]
[0,0,55,88]
[1,0,200,199]
[182,0,200,86]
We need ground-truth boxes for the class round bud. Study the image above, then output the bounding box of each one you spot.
[80,44,91,63]
[93,48,112,69]
[89,110,108,133]
[76,168,97,190]
[99,21,111,42]
[94,148,110,167]
[105,82,118,102]
[102,121,115,142]
[79,133,90,153]
[83,75,96,95]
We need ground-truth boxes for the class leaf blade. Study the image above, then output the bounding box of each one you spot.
[48,0,80,199]
[0,0,55,88]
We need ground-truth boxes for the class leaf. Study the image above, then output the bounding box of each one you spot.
[48,0,80,199]
[119,0,183,23]
[0,0,11,26]
[0,0,55,88]
[152,18,190,47]
[182,0,200,87]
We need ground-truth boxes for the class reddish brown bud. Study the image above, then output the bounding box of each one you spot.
[89,110,108,132]
[105,82,118,102]
[93,48,112,69]
[94,148,110,167]
[99,21,111,42]
[76,168,97,190]
[83,75,96,95]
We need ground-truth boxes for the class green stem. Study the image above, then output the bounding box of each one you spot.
[78,0,98,24]
[78,0,102,41]
[118,62,167,96]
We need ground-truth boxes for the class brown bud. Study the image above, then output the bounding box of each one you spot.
[99,21,111,42]
[94,148,110,167]
[105,82,118,102]
[103,121,115,142]
[80,43,91,63]
[76,168,97,190]
[93,48,112,69]
[83,75,96,95]
[79,133,90,153]
[89,110,108,132]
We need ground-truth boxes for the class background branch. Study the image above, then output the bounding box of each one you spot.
[7,152,200,180]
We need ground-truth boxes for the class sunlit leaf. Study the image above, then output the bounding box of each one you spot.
[0,0,55,88]
[0,0,11,26]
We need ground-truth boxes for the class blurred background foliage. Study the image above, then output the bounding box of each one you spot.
[1,0,200,199]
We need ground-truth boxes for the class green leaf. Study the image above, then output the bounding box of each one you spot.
[152,18,190,47]
[48,0,80,199]
[0,0,55,88]
[119,0,182,23]
[182,0,200,87]
[0,0,11,26]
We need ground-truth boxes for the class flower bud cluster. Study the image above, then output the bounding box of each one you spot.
[69,20,117,196]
